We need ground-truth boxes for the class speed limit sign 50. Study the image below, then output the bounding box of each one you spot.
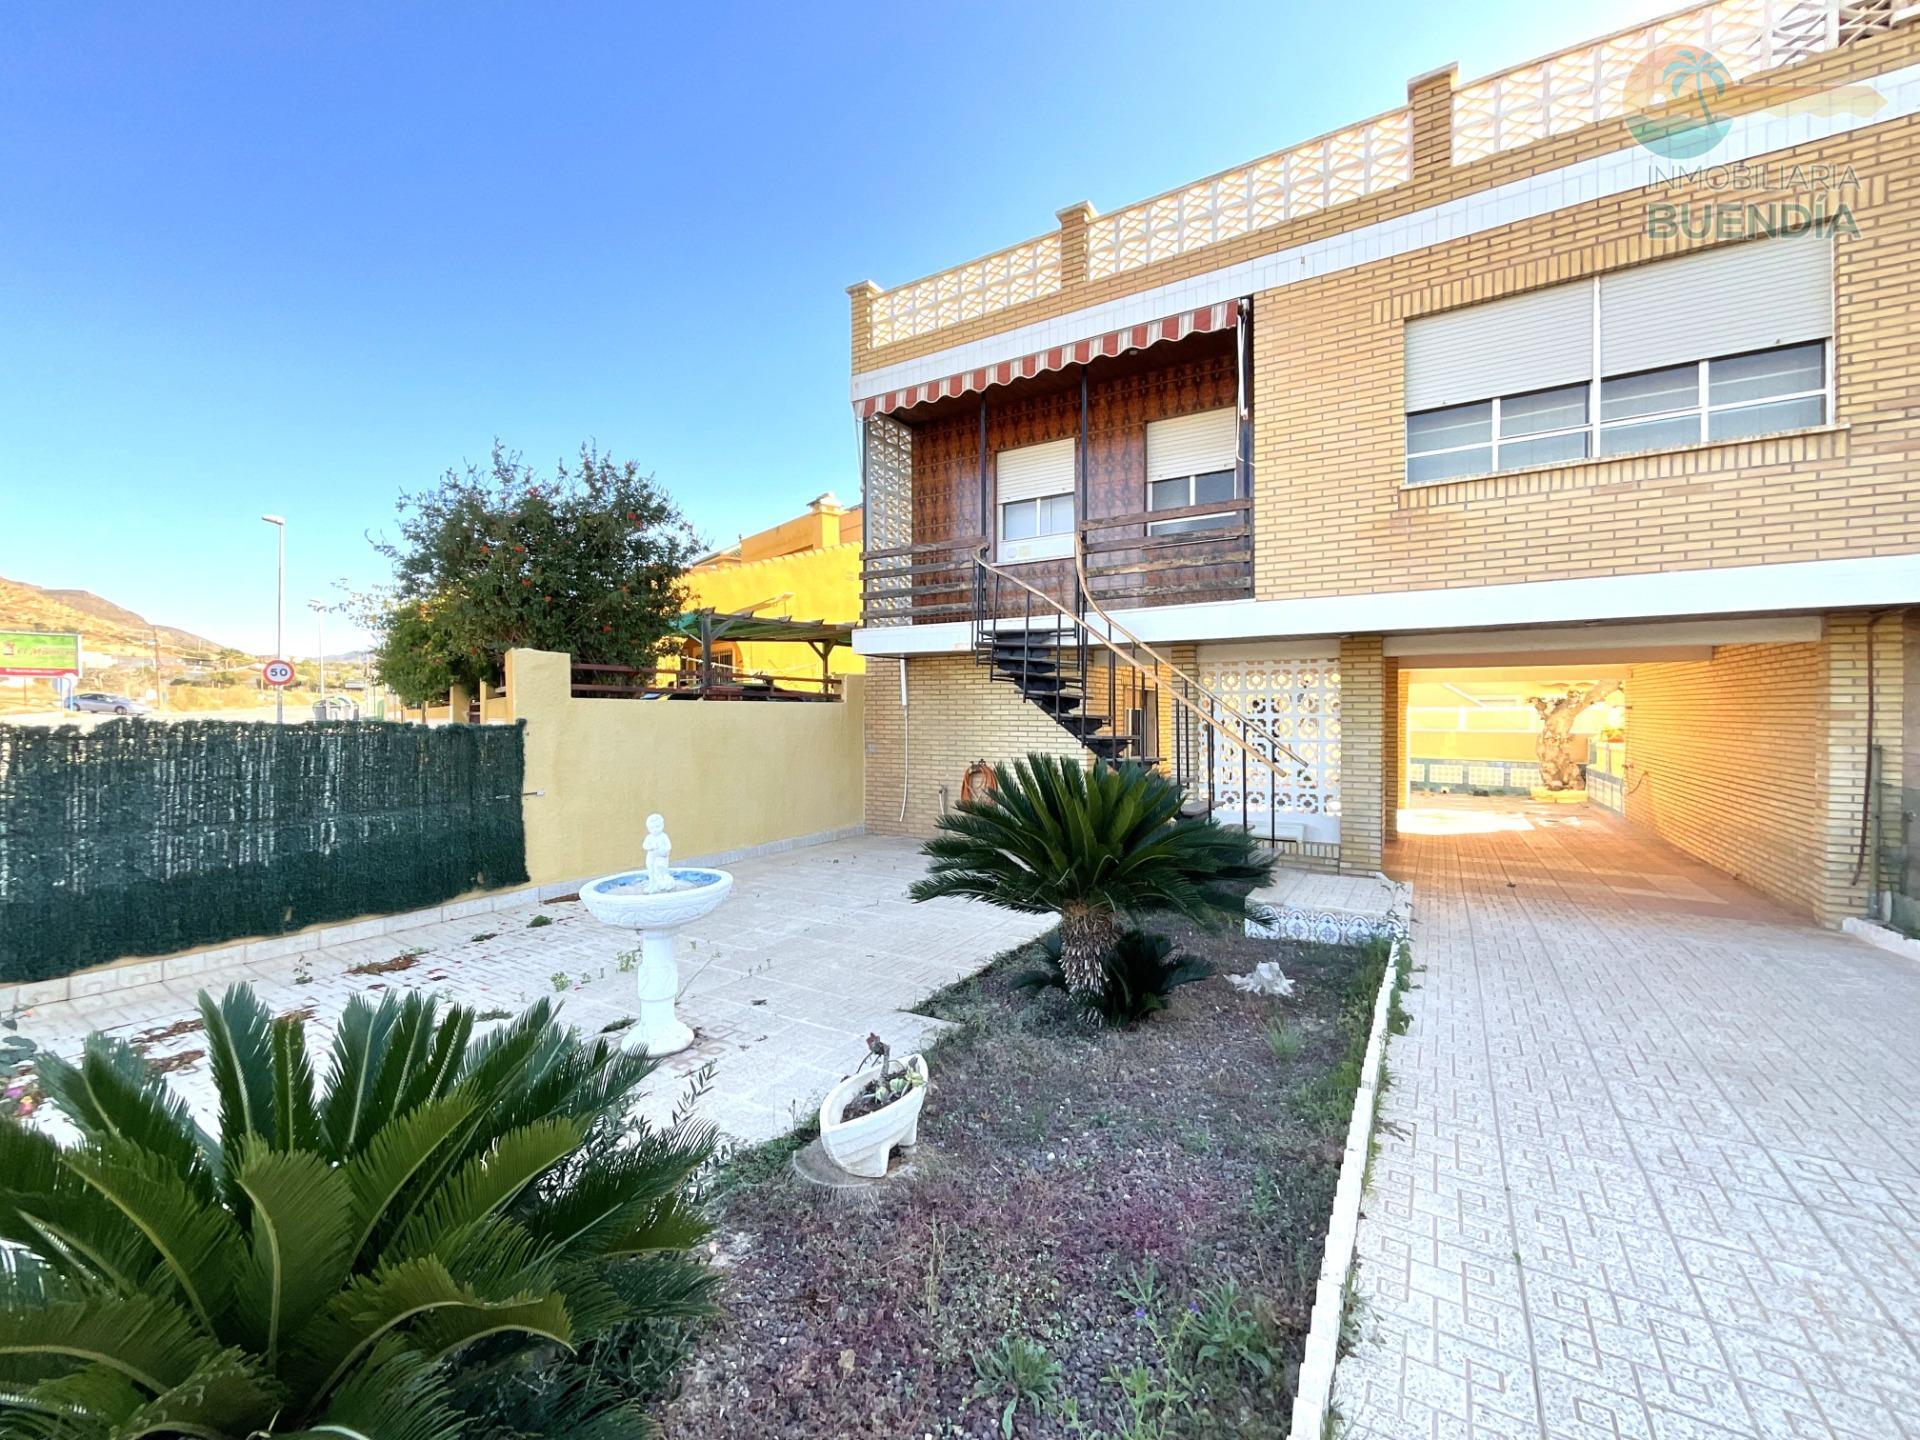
[262,658,296,688]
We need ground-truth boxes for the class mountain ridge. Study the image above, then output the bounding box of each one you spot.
[0,575,237,658]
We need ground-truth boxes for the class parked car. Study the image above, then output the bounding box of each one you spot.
[67,692,148,715]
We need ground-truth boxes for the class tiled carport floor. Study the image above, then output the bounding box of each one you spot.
[1336,798,1920,1440]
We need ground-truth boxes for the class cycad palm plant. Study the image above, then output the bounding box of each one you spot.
[909,754,1274,997]
[0,984,714,1438]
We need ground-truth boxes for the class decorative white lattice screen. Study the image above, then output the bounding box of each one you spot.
[862,415,913,626]
[1198,649,1341,821]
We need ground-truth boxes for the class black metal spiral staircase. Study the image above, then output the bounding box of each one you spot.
[967,543,1317,842]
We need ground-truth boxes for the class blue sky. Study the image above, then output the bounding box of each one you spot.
[0,0,1663,654]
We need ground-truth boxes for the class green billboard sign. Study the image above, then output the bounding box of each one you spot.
[0,631,82,678]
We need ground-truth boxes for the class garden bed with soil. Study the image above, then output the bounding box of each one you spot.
[651,920,1396,1439]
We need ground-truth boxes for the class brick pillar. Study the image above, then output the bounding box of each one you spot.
[847,279,881,358]
[1383,657,1403,845]
[1339,635,1387,874]
[1815,612,1905,926]
[863,657,907,836]
[1407,64,1458,182]
[1056,202,1096,287]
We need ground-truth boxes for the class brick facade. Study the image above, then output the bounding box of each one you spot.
[1624,617,1903,923]
[862,655,1085,838]
[850,14,1920,922]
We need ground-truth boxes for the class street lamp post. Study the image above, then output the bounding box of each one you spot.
[262,514,286,725]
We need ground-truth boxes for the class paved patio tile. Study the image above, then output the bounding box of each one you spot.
[1335,798,1920,1440]
[12,836,1049,1149]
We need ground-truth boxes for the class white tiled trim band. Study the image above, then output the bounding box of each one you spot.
[853,551,1920,655]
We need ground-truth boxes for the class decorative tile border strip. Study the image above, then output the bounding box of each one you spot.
[1288,936,1405,1440]
[1245,872,1411,947]
[1409,757,1544,793]
[0,824,867,1012]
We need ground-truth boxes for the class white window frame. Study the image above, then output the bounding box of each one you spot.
[994,437,1077,563]
[1406,337,1832,488]
[1598,344,1830,456]
[1405,250,1835,488]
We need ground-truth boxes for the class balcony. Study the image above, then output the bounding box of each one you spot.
[859,330,1254,628]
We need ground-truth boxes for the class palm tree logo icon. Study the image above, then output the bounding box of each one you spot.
[1626,45,1735,158]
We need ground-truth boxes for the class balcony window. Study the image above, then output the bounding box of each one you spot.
[1146,408,1242,534]
[996,436,1076,562]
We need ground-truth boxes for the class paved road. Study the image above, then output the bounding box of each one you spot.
[1338,798,1920,1440]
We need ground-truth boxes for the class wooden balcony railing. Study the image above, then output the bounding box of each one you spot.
[858,502,1253,627]
[569,662,842,702]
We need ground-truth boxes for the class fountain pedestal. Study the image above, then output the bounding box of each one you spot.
[630,928,694,1055]
[578,816,733,1057]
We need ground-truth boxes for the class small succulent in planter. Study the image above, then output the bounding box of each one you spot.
[840,1033,927,1122]
[818,1033,929,1178]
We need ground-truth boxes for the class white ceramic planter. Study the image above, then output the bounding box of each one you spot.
[818,1054,929,1179]
[579,864,733,1057]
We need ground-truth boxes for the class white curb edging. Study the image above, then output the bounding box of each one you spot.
[1288,936,1403,1440]
[1841,916,1920,965]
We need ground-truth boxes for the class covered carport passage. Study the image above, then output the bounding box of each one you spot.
[1384,612,1898,927]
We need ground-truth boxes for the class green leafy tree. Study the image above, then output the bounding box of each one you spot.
[0,985,715,1438]
[908,754,1274,997]
[371,444,700,706]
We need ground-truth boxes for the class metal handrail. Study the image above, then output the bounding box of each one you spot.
[969,543,1309,781]
[1067,546,1307,768]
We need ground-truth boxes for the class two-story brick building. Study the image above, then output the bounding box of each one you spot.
[848,0,1920,927]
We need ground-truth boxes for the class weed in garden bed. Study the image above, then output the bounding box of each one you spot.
[975,1330,1064,1436]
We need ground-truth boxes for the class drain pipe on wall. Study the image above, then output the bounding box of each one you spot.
[1852,608,1893,888]
[899,659,910,826]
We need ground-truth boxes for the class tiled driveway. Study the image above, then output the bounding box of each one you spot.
[1337,799,1920,1440]
[12,837,1048,1146]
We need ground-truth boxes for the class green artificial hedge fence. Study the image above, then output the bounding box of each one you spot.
[0,719,528,985]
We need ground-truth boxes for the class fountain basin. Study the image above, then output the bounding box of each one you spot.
[580,867,734,930]
[579,865,733,1057]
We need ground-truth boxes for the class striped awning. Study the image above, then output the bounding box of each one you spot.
[852,299,1240,419]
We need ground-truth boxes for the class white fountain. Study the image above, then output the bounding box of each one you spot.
[578,815,733,1056]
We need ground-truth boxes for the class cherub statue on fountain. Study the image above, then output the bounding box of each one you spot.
[642,813,674,893]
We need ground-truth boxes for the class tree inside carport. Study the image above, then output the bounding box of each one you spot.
[1529,681,1616,790]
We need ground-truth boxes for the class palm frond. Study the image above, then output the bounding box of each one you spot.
[318,993,406,1161]
[30,1037,213,1198]
[198,986,281,1169]
[270,1013,324,1155]
[0,1124,164,1298]
[230,1141,357,1366]
[286,1255,546,1410]
[339,1093,478,1266]
[282,1338,463,1440]
[0,1295,219,1397]
[112,1347,285,1439]
[387,1119,583,1267]
[57,1138,242,1330]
